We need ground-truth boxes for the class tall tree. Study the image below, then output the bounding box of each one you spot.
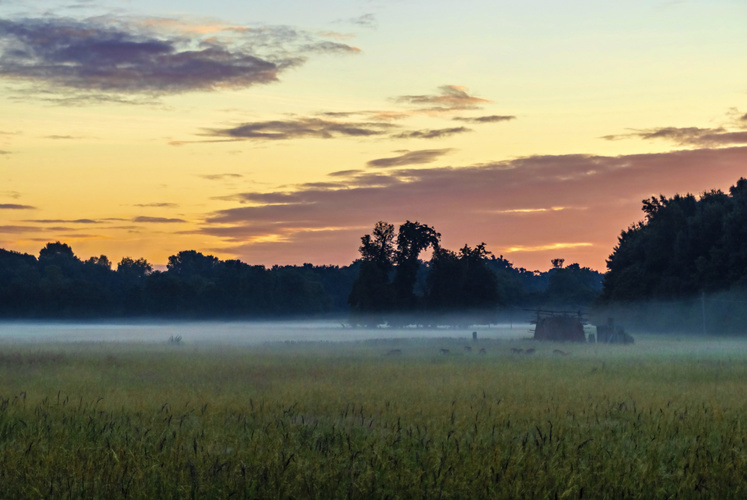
[348,222,397,325]
[392,221,440,311]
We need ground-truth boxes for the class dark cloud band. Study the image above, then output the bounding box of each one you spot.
[0,204,36,210]
[0,16,359,99]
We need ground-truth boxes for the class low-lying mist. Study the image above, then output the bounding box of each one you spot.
[0,319,535,345]
[593,290,747,335]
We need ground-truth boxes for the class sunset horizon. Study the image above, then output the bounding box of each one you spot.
[2,0,746,272]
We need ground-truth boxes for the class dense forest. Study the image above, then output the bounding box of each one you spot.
[0,232,602,321]
[600,177,747,333]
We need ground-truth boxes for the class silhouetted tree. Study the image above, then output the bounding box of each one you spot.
[603,177,747,303]
[458,243,499,317]
[425,242,499,323]
[0,249,40,316]
[117,257,152,278]
[348,222,397,325]
[392,221,440,311]
[546,263,602,307]
[167,250,219,277]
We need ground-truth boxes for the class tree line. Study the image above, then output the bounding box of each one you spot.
[0,242,357,318]
[4,177,745,330]
[0,233,602,321]
[347,221,601,326]
[600,177,747,332]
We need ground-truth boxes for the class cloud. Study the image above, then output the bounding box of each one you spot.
[197,146,747,269]
[204,117,397,141]
[504,242,593,253]
[453,115,516,124]
[318,31,356,41]
[0,225,38,234]
[300,41,360,54]
[333,14,377,29]
[132,216,186,223]
[394,85,490,112]
[0,15,359,100]
[199,173,243,180]
[178,85,495,144]
[602,126,747,147]
[367,148,453,168]
[391,127,471,139]
[328,169,363,177]
[0,203,35,210]
[23,218,99,223]
[133,202,178,208]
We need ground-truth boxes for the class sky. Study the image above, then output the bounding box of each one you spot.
[1,0,746,272]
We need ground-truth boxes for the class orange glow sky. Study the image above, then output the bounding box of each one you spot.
[1,0,746,272]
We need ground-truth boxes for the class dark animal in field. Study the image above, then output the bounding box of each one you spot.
[479,347,487,354]
[439,348,450,355]
[464,346,472,352]
[510,348,524,354]
[524,348,536,355]
[385,349,402,356]
[553,349,569,356]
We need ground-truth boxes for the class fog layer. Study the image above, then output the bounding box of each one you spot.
[0,321,533,345]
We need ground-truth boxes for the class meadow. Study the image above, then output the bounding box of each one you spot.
[1,332,746,498]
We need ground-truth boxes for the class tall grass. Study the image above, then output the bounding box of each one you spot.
[0,336,746,498]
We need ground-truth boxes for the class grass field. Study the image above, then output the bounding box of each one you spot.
[1,332,746,498]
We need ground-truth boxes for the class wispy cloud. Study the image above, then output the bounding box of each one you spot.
[394,85,490,112]
[391,127,471,139]
[0,203,36,210]
[199,173,243,180]
[177,84,500,144]
[336,13,377,29]
[43,135,84,140]
[204,117,397,141]
[328,169,363,177]
[602,126,747,147]
[0,225,38,233]
[133,202,178,208]
[132,216,186,223]
[318,31,356,41]
[23,218,98,223]
[0,15,359,101]
[453,114,516,124]
[367,148,453,168]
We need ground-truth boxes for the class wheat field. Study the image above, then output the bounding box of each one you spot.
[0,334,746,498]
